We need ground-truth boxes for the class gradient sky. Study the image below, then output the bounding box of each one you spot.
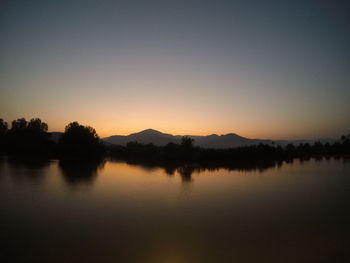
[1,0,349,139]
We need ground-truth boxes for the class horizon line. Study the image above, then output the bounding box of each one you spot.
[49,128,343,141]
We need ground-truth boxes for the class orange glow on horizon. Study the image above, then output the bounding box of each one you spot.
[2,109,345,140]
[45,121,341,141]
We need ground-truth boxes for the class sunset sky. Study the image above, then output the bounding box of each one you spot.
[1,0,349,139]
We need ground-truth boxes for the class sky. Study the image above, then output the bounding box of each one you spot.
[0,0,349,139]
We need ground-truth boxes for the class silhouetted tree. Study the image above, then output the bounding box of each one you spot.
[0,119,8,135]
[181,136,194,148]
[7,118,29,151]
[286,143,295,153]
[340,134,350,151]
[0,118,8,151]
[11,118,27,130]
[27,118,48,133]
[341,134,350,144]
[59,121,105,158]
[2,117,350,162]
[5,117,52,154]
[164,142,179,159]
[109,134,350,167]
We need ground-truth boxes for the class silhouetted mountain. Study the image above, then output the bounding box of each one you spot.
[103,129,273,148]
[104,129,179,146]
[103,129,342,149]
[189,133,272,148]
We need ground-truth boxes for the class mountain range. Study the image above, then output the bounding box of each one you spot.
[103,128,274,148]
[50,129,339,149]
[103,129,292,148]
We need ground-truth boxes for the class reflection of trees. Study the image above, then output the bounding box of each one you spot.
[176,164,206,183]
[174,160,278,182]
[58,158,105,186]
[5,157,50,182]
[177,165,195,182]
[110,158,281,183]
[343,159,350,167]
[164,166,176,176]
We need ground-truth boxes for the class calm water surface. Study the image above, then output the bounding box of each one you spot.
[1,157,349,263]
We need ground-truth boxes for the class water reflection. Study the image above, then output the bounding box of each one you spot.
[4,156,50,182]
[2,156,348,188]
[1,156,350,263]
[58,158,105,186]
[121,158,283,183]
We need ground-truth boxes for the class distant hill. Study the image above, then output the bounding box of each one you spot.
[50,129,340,149]
[104,129,178,146]
[102,129,273,148]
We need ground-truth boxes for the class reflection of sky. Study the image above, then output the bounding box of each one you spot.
[1,0,349,139]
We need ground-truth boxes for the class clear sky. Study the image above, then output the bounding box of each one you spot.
[0,0,349,139]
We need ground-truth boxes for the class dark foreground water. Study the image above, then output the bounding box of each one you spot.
[1,156,349,263]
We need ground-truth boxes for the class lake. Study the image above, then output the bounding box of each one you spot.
[1,156,349,263]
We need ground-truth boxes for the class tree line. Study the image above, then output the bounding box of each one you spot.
[0,117,349,162]
[0,118,104,158]
[110,135,350,165]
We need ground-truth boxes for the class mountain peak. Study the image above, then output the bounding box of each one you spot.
[137,129,163,135]
[102,129,270,148]
[225,133,241,137]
